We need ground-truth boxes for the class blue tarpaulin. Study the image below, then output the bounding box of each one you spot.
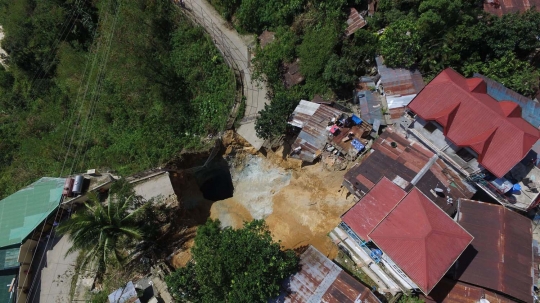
[351,139,365,151]
[351,115,362,125]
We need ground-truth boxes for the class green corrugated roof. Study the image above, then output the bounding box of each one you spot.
[0,246,20,270]
[0,269,17,303]
[0,177,65,248]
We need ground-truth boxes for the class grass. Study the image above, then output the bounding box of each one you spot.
[234,95,247,129]
[334,250,377,289]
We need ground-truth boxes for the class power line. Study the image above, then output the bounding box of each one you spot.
[15,2,122,301]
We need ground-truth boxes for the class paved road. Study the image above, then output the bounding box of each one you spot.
[181,0,268,150]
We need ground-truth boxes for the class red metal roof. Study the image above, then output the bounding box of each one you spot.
[454,199,533,303]
[279,246,381,303]
[342,177,406,240]
[408,68,540,178]
[484,0,540,17]
[368,188,474,294]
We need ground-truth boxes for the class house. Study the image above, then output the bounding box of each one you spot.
[343,127,476,215]
[283,59,305,88]
[484,0,540,17]
[474,73,540,128]
[0,178,66,303]
[345,7,367,36]
[258,30,275,49]
[334,177,473,295]
[451,199,534,303]
[355,90,385,126]
[423,278,516,303]
[288,100,371,163]
[375,56,425,123]
[271,245,381,303]
[404,68,540,212]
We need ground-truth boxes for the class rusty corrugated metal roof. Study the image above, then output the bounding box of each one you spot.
[276,246,381,303]
[345,8,367,36]
[258,30,275,49]
[484,0,540,17]
[343,127,476,214]
[290,102,344,162]
[376,56,425,96]
[284,60,305,88]
[454,199,534,303]
[423,278,516,303]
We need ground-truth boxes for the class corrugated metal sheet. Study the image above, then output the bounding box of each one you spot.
[475,73,540,127]
[289,100,320,128]
[0,177,65,248]
[368,189,474,294]
[258,30,275,49]
[345,8,367,36]
[342,178,406,240]
[343,128,475,214]
[408,68,540,178]
[358,90,384,124]
[0,246,20,270]
[284,60,305,88]
[484,0,540,17]
[454,199,533,303]
[423,278,516,303]
[291,103,344,162]
[376,56,425,96]
[275,246,381,303]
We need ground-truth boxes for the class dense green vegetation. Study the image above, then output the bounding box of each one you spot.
[208,0,540,139]
[57,180,150,274]
[0,0,235,199]
[376,0,540,95]
[165,219,299,303]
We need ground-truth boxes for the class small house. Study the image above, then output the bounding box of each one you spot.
[333,177,473,295]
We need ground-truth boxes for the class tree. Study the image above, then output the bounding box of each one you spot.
[298,22,340,79]
[462,52,540,97]
[255,90,298,140]
[57,180,151,274]
[379,16,420,68]
[165,219,299,303]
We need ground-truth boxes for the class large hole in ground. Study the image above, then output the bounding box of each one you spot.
[199,167,234,201]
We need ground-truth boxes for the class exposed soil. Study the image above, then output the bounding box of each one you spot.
[211,147,356,258]
[170,131,355,267]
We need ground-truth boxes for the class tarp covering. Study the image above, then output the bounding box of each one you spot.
[351,115,362,125]
[351,139,365,151]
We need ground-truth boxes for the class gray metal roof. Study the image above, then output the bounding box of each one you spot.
[0,246,19,271]
[0,177,65,248]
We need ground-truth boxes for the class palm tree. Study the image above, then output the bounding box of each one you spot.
[57,181,150,274]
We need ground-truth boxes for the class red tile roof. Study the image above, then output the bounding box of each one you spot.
[408,68,540,178]
[455,199,533,303]
[342,177,407,240]
[368,188,473,294]
[484,0,540,17]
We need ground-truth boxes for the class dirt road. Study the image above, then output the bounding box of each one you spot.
[180,0,268,150]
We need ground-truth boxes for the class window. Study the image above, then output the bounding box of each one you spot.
[423,122,437,133]
[456,148,475,162]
